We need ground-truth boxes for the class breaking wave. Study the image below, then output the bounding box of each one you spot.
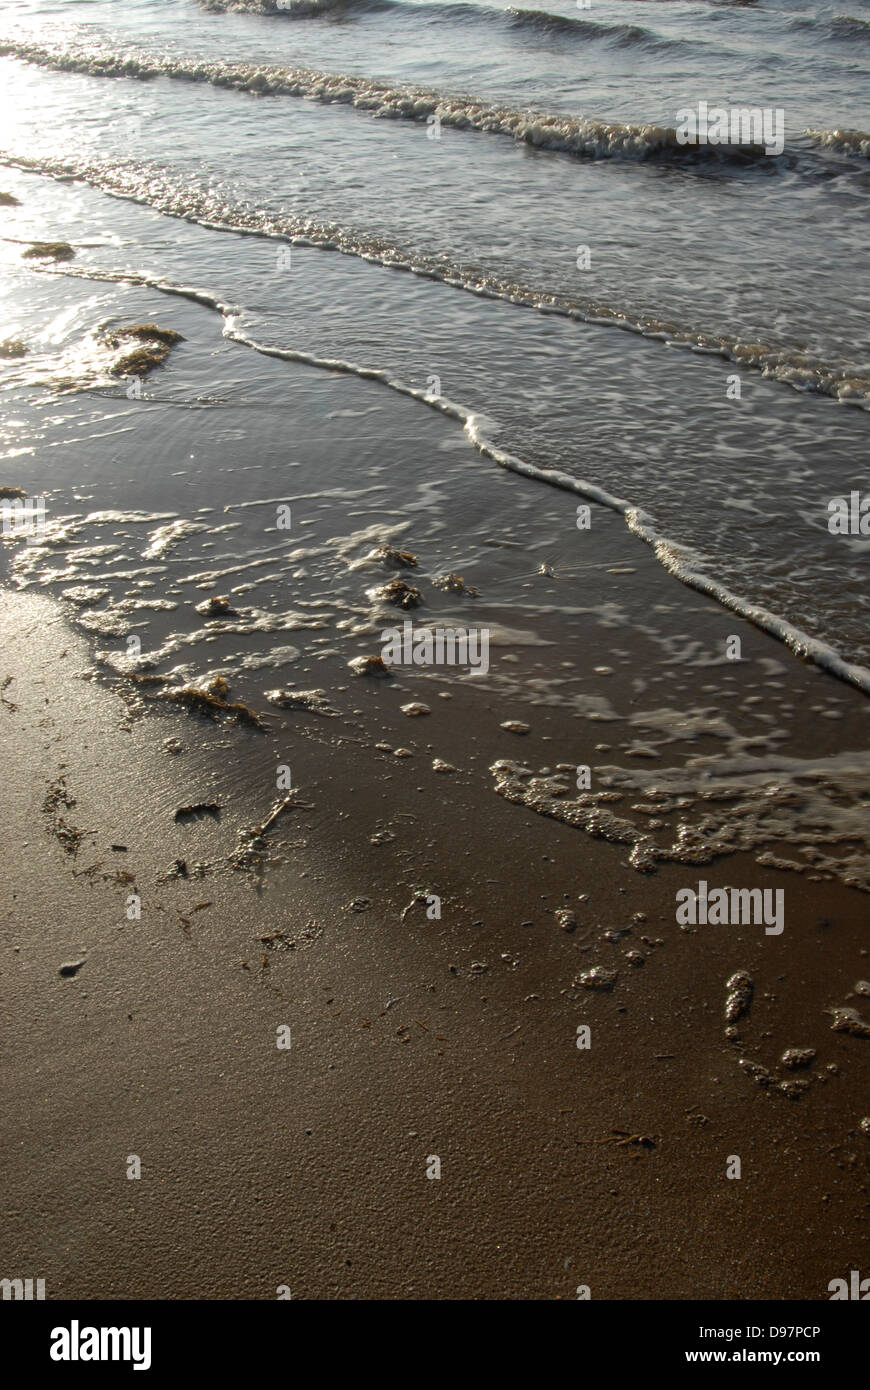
[805,126,870,159]
[829,14,870,40]
[506,8,676,49]
[198,0,396,16]
[0,38,782,166]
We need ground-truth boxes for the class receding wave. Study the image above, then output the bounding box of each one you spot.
[806,127,870,159]
[3,147,868,410]
[18,258,870,698]
[0,37,800,171]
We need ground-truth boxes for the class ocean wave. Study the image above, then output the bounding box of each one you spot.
[198,0,681,50]
[4,148,868,410]
[16,259,870,698]
[790,12,870,41]
[198,0,396,16]
[806,126,870,159]
[0,37,793,169]
[829,14,870,39]
[505,8,671,49]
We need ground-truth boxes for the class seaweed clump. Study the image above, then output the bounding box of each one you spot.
[368,577,423,610]
[22,242,75,261]
[42,774,85,857]
[157,676,270,730]
[0,340,27,359]
[104,323,185,378]
[432,572,479,596]
[195,594,237,616]
[348,655,392,677]
[369,544,418,569]
[0,192,21,207]
[111,324,184,347]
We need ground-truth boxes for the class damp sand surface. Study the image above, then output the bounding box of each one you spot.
[2,577,869,1300]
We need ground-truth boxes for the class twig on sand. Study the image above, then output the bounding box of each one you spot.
[256,794,312,836]
[577,1129,659,1149]
[229,794,313,872]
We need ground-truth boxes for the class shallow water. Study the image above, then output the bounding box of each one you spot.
[1,0,868,681]
[0,0,869,888]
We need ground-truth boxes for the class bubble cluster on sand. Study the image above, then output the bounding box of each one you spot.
[781,1047,816,1069]
[265,687,336,716]
[140,521,208,561]
[489,754,870,889]
[738,1058,811,1101]
[828,1006,870,1039]
[725,971,753,1025]
[576,966,618,991]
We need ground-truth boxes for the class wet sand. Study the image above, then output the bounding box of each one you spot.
[2,577,868,1300]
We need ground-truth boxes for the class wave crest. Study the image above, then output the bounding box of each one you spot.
[829,14,870,40]
[199,0,679,50]
[506,8,668,49]
[198,0,395,15]
[0,38,786,168]
[806,126,870,159]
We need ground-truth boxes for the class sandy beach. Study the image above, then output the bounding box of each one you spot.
[2,554,868,1299]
